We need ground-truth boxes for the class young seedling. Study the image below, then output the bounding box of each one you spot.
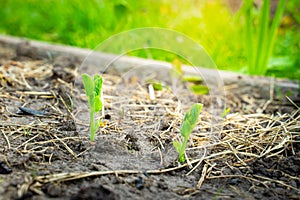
[173,103,203,163]
[221,107,231,118]
[82,73,103,142]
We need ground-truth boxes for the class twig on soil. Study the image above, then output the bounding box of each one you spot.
[157,147,163,166]
[186,147,207,176]
[196,163,208,189]
[51,133,77,158]
[16,91,54,97]
[1,129,11,149]
[1,63,299,198]
[260,76,274,113]
[17,132,43,149]
[33,157,204,184]
[254,175,300,192]
[196,162,216,189]
[226,141,247,166]
[286,96,300,109]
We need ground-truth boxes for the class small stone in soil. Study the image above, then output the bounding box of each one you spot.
[17,192,33,200]
[229,178,240,185]
[135,176,144,190]
[104,114,111,120]
[42,183,62,197]
[0,162,12,174]
[157,179,168,190]
[18,107,46,116]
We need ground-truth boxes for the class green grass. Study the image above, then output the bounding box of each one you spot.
[244,0,289,75]
[0,0,299,79]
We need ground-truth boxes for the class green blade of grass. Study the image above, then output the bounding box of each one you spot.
[261,0,286,74]
[244,0,255,74]
[255,0,270,75]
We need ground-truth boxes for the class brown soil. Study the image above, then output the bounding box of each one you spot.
[0,41,299,200]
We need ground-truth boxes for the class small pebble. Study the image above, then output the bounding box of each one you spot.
[18,107,46,116]
[0,162,12,174]
[157,179,168,190]
[229,178,239,185]
[135,177,144,190]
[104,114,111,120]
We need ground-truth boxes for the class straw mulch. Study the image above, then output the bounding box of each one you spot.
[0,59,299,197]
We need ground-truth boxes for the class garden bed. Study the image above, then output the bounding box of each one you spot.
[0,35,299,200]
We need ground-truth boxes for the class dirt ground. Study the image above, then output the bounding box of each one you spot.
[0,41,299,200]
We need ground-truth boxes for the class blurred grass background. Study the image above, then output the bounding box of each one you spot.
[0,0,299,79]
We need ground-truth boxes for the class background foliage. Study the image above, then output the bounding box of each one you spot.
[0,0,299,79]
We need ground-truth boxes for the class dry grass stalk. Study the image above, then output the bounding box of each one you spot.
[1,63,299,196]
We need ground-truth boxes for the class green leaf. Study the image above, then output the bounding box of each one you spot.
[190,103,202,119]
[94,95,102,113]
[173,103,202,163]
[180,120,192,138]
[82,73,94,97]
[221,107,231,118]
[180,103,202,137]
[172,140,181,153]
[181,75,202,84]
[146,80,164,91]
[82,74,96,110]
[94,74,103,96]
[95,119,101,131]
[268,56,295,69]
[152,82,163,91]
[189,85,209,95]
